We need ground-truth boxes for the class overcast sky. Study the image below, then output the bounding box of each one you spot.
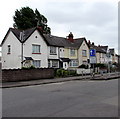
[0,0,118,53]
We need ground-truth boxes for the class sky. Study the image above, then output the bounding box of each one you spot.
[0,0,118,54]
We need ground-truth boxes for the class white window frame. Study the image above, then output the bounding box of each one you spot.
[52,60,59,68]
[70,49,75,56]
[33,60,41,68]
[32,45,41,53]
[50,46,57,55]
[82,50,87,57]
[69,60,78,67]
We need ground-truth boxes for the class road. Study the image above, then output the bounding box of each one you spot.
[2,79,118,117]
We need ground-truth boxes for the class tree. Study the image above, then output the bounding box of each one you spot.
[13,7,51,34]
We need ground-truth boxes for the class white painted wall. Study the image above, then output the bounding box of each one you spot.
[78,41,89,66]
[96,52,108,64]
[77,68,91,74]
[59,47,64,58]
[23,30,48,68]
[2,31,21,69]
[2,30,48,69]
[48,46,59,59]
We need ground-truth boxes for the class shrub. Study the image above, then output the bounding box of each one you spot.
[56,69,64,77]
[78,64,88,69]
[68,70,77,76]
[29,65,35,69]
[62,70,68,77]
[55,69,77,77]
[90,63,107,68]
[22,65,35,69]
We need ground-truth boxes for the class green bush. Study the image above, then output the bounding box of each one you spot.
[56,69,64,77]
[22,67,28,69]
[68,70,77,76]
[29,65,35,69]
[55,69,77,77]
[63,70,69,77]
[22,65,35,69]
[78,64,88,69]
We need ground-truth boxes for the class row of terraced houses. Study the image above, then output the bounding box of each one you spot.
[1,27,119,69]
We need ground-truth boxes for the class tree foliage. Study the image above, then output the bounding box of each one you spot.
[13,7,51,34]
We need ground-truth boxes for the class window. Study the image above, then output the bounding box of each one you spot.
[69,60,78,67]
[50,46,56,55]
[82,50,87,57]
[7,45,11,54]
[48,60,51,68]
[33,60,41,68]
[70,49,75,56]
[52,60,59,68]
[83,61,87,65]
[32,45,41,53]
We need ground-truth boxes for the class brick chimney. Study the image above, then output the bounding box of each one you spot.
[88,40,91,45]
[37,26,43,32]
[67,32,74,42]
[92,42,94,45]
[98,45,100,47]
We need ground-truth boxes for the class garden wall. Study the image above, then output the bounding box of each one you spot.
[2,68,54,82]
[77,68,92,74]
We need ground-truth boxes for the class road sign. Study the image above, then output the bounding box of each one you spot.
[90,57,96,64]
[90,49,96,57]
[90,49,96,64]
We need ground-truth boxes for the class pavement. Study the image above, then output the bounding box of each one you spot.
[1,72,120,88]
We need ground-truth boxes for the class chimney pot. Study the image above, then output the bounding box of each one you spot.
[92,42,94,45]
[88,40,91,44]
[67,32,74,42]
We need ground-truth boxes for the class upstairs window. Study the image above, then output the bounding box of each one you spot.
[32,45,41,54]
[7,45,11,54]
[50,46,57,55]
[82,50,87,57]
[70,49,75,56]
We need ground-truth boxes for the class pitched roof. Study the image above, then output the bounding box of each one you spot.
[89,44,108,53]
[99,46,108,52]
[1,27,87,49]
[1,27,46,45]
[44,34,86,48]
[109,48,115,55]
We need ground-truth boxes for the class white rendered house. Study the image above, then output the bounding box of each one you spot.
[1,27,48,69]
[1,27,90,69]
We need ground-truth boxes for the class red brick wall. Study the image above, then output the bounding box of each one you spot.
[2,68,54,82]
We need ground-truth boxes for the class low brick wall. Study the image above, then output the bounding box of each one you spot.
[2,68,54,82]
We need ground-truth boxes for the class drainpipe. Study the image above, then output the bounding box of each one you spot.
[20,31,24,68]
[58,47,60,68]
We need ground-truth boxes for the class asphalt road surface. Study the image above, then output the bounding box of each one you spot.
[2,79,118,117]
